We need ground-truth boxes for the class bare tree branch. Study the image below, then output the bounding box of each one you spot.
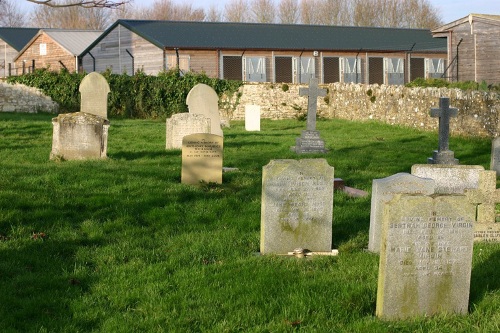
[26,0,129,8]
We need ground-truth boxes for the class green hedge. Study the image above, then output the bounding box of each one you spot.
[405,77,500,92]
[7,69,242,119]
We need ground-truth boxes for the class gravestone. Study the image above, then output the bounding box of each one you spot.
[260,159,334,254]
[465,170,500,242]
[186,83,223,137]
[368,173,435,253]
[245,105,261,131]
[166,113,211,149]
[79,72,110,119]
[490,137,500,176]
[291,78,328,154]
[50,112,109,160]
[376,194,475,320]
[428,97,459,164]
[181,133,223,185]
[411,164,484,194]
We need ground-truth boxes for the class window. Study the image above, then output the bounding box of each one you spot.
[426,58,445,79]
[342,57,362,83]
[40,43,47,56]
[244,57,266,82]
[386,58,404,85]
[298,57,315,84]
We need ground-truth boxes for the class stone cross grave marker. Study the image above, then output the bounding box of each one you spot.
[79,72,110,119]
[186,83,223,137]
[465,170,500,242]
[291,78,328,154]
[166,113,211,149]
[376,194,475,320]
[245,105,261,131]
[260,159,334,254]
[181,133,223,185]
[428,97,459,164]
[368,173,435,253]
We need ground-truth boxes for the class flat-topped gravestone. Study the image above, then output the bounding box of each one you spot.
[490,137,500,176]
[245,105,261,131]
[368,173,435,253]
[50,112,109,160]
[291,78,328,154]
[260,159,334,254]
[465,170,500,242]
[79,72,110,119]
[376,194,475,320]
[186,83,223,137]
[428,97,459,164]
[181,133,223,185]
[166,113,211,149]
[411,164,484,194]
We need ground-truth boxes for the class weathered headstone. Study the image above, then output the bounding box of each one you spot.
[291,78,328,154]
[411,164,484,194]
[465,170,500,242]
[368,173,435,253]
[260,159,334,254]
[50,112,109,160]
[166,113,211,149]
[245,105,261,131]
[181,133,223,185]
[490,137,500,176]
[376,194,475,320]
[428,97,459,164]
[79,72,110,119]
[186,83,223,137]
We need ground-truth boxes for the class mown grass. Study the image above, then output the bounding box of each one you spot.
[0,113,498,332]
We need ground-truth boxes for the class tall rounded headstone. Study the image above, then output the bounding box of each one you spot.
[186,83,223,137]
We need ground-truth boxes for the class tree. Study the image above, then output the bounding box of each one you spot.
[31,0,113,29]
[0,0,26,27]
[278,0,299,24]
[224,0,250,23]
[25,0,129,8]
[251,0,276,23]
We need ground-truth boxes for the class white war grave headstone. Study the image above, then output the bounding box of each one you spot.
[50,72,110,160]
[368,173,435,253]
[290,78,328,154]
[166,113,211,149]
[260,159,334,254]
[181,133,223,185]
[245,105,261,131]
[376,194,475,320]
[465,170,500,242]
[186,83,223,137]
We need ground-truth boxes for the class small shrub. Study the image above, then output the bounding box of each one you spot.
[281,83,289,92]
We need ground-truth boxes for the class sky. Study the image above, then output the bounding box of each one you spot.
[18,0,500,25]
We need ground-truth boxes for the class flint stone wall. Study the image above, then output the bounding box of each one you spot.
[222,83,500,137]
[0,82,58,113]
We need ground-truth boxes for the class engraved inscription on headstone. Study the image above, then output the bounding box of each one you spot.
[260,159,334,254]
[166,113,211,149]
[79,72,110,119]
[376,194,475,320]
[368,173,435,253]
[411,164,484,194]
[428,97,459,165]
[181,133,223,185]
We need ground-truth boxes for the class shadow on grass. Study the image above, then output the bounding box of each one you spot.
[469,249,500,310]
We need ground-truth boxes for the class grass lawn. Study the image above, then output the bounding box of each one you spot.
[0,113,498,332]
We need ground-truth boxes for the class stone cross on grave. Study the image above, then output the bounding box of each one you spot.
[428,97,459,164]
[299,78,327,131]
[465,170,500,242]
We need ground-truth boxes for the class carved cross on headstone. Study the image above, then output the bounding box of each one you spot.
[299,78,327,131]
[428,97,459,164]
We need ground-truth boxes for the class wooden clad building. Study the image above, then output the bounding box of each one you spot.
[432,14,500,84]
[13,29,102,74]
[0,28,39,78]
[81,20,446,85]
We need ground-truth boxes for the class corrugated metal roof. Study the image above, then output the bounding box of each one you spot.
[44,29,102,55]
[103,20,445,53]
[0,27,39,51]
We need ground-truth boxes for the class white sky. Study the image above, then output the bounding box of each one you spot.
[18,0,500,25]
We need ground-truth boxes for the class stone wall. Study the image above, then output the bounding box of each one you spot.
[221,83,500,137]
[0,82,58,113]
